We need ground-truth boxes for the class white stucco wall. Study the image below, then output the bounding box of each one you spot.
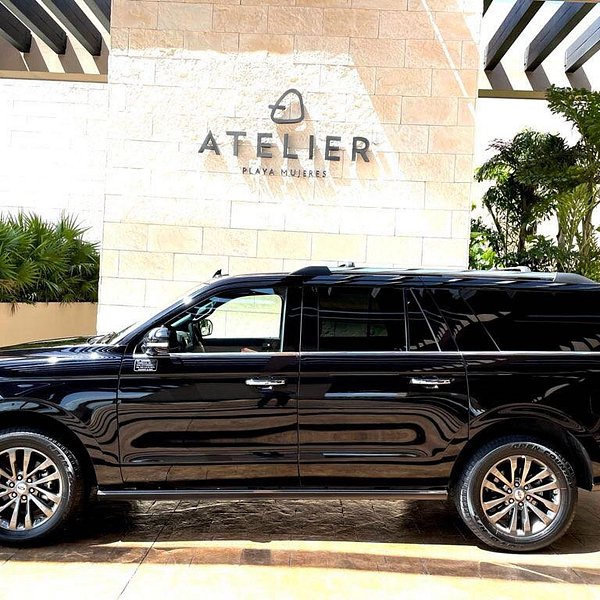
[0,78,107,243]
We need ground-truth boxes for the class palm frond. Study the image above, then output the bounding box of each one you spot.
[0,212,100,303]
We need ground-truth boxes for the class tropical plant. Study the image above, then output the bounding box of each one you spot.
[473,129,574,267]
[469,219,497,271]
[472,87,600,279]
[0,213,99,304]
[547,86,600,277]
[553,184,600,280]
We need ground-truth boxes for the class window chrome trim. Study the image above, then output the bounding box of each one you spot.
[297,350,462,356]
[298,350,600,356]
[459,350,600,356]
[131,349,600,358]
[131,349,462,359]
[132,351,299,359]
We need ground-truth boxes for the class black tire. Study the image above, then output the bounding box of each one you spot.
[0,428,85,546]
[454,435,577,552]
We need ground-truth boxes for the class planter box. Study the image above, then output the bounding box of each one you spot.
[0,303,97,347]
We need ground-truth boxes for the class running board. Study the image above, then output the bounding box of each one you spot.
[97,488,448,501]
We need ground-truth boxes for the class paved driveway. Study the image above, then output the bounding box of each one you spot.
[1,491,599,599]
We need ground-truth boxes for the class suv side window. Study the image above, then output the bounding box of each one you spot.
[306,285,406,352]
[163,286,286,353]
[408,289,454,351]
[463,288,600,351]
[428,288,497,351]
[406,289,440,351]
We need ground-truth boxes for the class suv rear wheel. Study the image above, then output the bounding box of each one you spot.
[0,428,84,545]
[455,435,577,552]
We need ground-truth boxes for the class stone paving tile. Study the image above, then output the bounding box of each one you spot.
[0,491,598,599]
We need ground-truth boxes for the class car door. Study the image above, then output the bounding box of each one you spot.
[297,282,469,489]
[117,280,301,488]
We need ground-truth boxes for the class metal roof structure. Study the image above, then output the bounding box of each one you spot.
[484,0,600,77]
[0,0,109,57]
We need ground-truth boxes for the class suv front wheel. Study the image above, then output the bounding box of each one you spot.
[455,435,577,552]
[0,428,84,545]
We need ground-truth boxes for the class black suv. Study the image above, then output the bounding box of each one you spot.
[0,266,599,551]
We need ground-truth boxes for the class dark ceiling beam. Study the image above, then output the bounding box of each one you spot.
[525,2,595,71]
[0,0,67,54]
[565,17,600,72]
[483,0,493,15]
[39,0,102,56]
[80,0,110,32]
[484,0,544,70]
[0,3,32,52]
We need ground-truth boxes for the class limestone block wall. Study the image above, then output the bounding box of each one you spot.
[99,0,481,331]
[0,79,108,242]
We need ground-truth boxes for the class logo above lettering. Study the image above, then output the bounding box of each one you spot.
[268,89,305,124]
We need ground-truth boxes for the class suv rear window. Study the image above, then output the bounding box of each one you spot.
[462,288,600,352]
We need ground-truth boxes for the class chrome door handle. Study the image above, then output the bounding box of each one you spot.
[410,377,453,387]
[245,378,286,387]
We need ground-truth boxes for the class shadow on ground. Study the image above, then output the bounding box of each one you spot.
[61,489,600,552]
[1,492,599,587]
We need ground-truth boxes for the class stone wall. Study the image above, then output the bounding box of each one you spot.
[99,0,481,331]
[0,79,108,242]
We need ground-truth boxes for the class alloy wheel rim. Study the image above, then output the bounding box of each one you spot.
[479,454,562,538]
[0,447,63,531]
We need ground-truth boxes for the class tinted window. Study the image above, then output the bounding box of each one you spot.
[313,286,406,351]
[410,289,455,351]
[407,290,440,351]
[463,288,600,351]
[429,289,497,351]
[163,287,285,353]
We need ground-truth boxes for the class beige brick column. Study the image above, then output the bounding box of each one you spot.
[99,0,481,331]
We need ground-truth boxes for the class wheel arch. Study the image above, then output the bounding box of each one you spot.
[451,416,594,492]
[0,409,98,490]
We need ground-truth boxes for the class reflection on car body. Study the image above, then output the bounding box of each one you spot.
[0,265,598,551]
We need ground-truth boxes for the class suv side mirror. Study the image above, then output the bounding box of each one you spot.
[143,326,170,356]
[200,319,213,337]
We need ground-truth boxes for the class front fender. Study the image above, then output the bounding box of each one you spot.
[0,398,122,486]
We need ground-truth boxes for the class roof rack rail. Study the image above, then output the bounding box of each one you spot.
[289,265,332,277]
[553,272,593,284]
[490,266,531,273]
[285,264,595,284]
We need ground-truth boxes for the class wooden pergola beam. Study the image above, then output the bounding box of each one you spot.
[39,0,102,56]
[525,2,595,71]
[565,17,600,72]
[484,0,544,70]
[0,0,67,54]
[80,0,110,32]
[0,3,32,52]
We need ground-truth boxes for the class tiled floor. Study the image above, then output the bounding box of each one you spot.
[1,491,599,599]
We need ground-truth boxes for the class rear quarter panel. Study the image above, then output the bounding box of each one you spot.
[464,352,600,484]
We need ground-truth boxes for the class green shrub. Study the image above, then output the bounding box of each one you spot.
[0,213,99,303]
